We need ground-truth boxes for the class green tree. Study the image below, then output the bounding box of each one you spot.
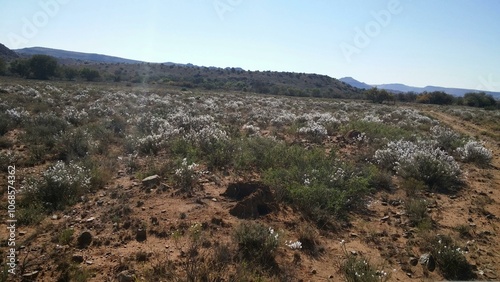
[9,59,31,78]
[29,55,58,80]
[63,67,79,81]
[0,57,6,75]
[80,68,100,81]
[463,92,496,108]
[366,87,394,103]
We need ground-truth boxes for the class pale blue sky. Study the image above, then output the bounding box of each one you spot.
[1,0,499,91]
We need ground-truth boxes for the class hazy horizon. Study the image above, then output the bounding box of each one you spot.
[1,0,499,91]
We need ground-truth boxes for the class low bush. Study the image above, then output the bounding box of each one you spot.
[375,140,463,193]
[457,140,492,167]
[173,158,199,193]
[23,161,91,211]
[340,241,389,282]
[405,199,432,229]
[426,235,476,280]
[234,222,279,267]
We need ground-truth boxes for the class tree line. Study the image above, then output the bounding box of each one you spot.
[1,55,498,109]
[365,87,499,109]
[2,55,101,81]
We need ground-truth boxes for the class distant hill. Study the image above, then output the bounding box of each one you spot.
[375,84,500,99]
[341,77,500,99]
[339,77,372,89]
[0,43,19,60]
[14,47,142,64]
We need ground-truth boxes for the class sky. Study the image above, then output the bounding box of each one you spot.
[1,0,500,91]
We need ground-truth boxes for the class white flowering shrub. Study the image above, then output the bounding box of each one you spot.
[242,124,260,136]
[428,235,475,280]
[63,106,89,125]
[340,241,389,282]
[457,140,492,167]
[374,140,462,192]
[174,158,199,192]
[285,240,302,250]
[297,121,327,143]
[430,125,462,151]
[234,222,279,266]
[25,161,91,210]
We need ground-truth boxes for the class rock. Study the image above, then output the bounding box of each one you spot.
[419,253,436,272]
[22,271,39,279]
[345,129,362,140]
[409,257,418,266]
[77,231,93,249]
[117,270,136,282]
[86,217,95,222]
[85,260,93,265]
[72,254,84,263]
[381,216,390,221]
[224,182,277,219]
[142,175,160,188]
[52,214,59,220]
[136,229,147,242]
[311,269,317,274]
[349,233,358,238]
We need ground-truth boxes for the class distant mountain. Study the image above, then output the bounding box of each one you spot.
[0,43,19,60]
[341,77,500,99]
[339,77,371,89]
[14,47,143,64]
[375,84,500,99]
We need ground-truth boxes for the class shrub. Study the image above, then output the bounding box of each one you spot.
[24,161,91,211]
[405,199,432,229]
[457,140,492,167]
[297,121,328,143]
[16,201,46,226]
[340,241,389,282]
[57,129,92,161]
[430,125,463,151]
[173,158,199,193]
[296,223,323,257]
[374,140,462,193]
[23,114,68,149]
[58,229,74,245]
[427,235,476,280]
[234,222,279,267]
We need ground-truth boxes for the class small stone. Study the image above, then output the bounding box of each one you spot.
[136,229,147,242]
[350,233,358,238]
[77,231,93,249]
[85,260,93,265]
[350,250,358,256]
[409,257,418,266]
[212,198,217,202]
[142,175,160,188]
[72,254,84,263]
[52,214,59,220]
[311,269,317,275]
[22,271,39,279]
[381,216,390,221]
[86,217,95,222]
[117,270,136,282]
